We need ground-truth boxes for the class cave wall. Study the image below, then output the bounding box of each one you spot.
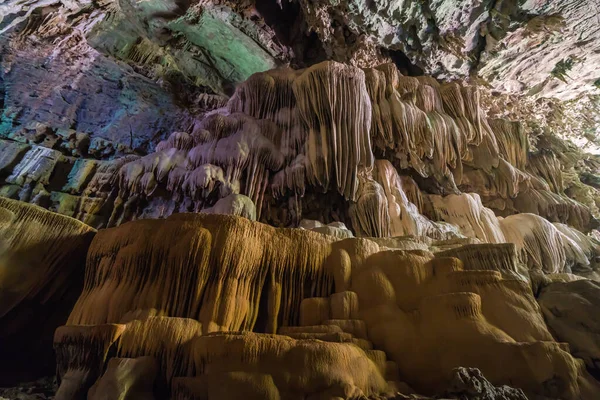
[2,1,600,399]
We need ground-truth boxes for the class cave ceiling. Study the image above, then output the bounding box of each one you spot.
[2,0,599,151]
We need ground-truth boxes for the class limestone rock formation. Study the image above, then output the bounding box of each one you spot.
[179,332,390,399]
[88,357,158,400]
[66,214,335,331]
[54,324,126,400]
[45,212,600,399]
[0,197,95,385]
[2,1,600,399]
[539,279,600,379]
[1,55,600,400]
[3,60,597,270]
[442,367,528,400]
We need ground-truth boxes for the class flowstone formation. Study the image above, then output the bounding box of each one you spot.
[1,207,599,399]
[3,60,600,278]
[0,197,95,386]
[2,2,600,400]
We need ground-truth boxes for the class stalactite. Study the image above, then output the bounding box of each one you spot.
[293,61,374,200]
[364,65,493,189]
[228,68,305,158]
[513,186,595,232]
[363,67,394,150]
[349,175,390,237]
[156,132,196,152]
[373,159,462,239]
[527,152,564,194]
[499,213,588,274]
[67,214,335,333]
[2,25,600,399]
[489,119,528,170]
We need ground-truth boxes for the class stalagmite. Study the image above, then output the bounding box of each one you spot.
[201,194,257,221]
[299,219,355,239]
[172,372,281,400]
[344,249,600,398]
[1,205,598,398]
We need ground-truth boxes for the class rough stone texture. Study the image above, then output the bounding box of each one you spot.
[50,213,600,399]
[442,367,528,400]
[285,0,599,99]
[1,0,287,95]
[1,2,600,398]
[0,377,56,400]
[299,0,485,75]
[4,0,599,95]
[478,0,600,101]
[1,39,191,155]
[539,279,600,378]
[2,59,600,285]
[2,0,599,152]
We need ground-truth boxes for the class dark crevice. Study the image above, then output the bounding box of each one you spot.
[472,0,532,73]
[253,271,272,333]
[471,29,488,74]
[471,0,499,73]
[255,0,327,67]
[385,49,424,76]
[255,0,300,46]
[293,31,328,67]
[47,159,73,192]
[419,0,441,41]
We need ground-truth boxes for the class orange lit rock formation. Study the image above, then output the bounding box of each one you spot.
[1,56,600,400]
[49,213,600,399]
